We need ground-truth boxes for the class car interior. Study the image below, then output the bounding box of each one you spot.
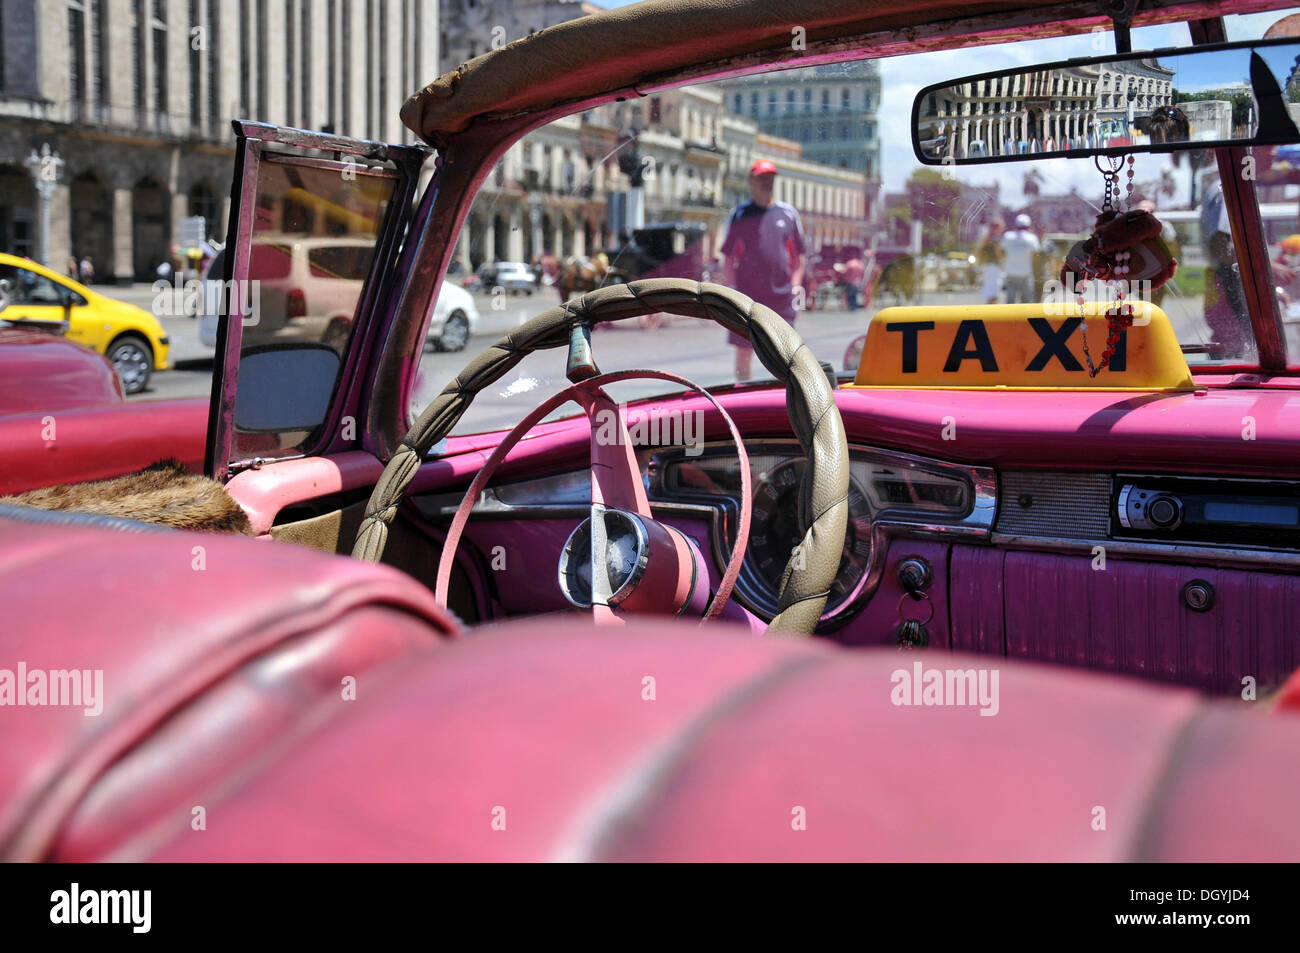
[6,0,1300,861]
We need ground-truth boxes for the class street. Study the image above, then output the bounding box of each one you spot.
[120,278,1251,435]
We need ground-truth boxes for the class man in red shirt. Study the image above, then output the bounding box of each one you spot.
[721,160,807,381]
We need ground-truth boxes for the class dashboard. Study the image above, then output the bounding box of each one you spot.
[414,440,996,629]
[646,442,993,624]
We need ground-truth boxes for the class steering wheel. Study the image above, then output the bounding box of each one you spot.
[352,278,850,635]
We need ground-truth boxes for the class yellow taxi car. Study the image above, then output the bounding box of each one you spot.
[0,253,169,394]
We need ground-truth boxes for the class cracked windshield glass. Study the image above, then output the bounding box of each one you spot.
[413,16,1300,435]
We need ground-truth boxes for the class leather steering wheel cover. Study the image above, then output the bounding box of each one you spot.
[353,278,850,634]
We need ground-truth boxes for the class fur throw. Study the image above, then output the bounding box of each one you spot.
[0,459,253,534]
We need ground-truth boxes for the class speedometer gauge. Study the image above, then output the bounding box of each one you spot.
[744,458,873,618]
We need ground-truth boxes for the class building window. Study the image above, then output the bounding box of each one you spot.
[768,90,776,115]
[328,0,337,128]
[301,1,311,127]
[750,92,758,116]
[841,87,850,109]
[207,0,220,133]
[152,4,168,125]
[240,0,250,114]
[93,0,108,116]
[785,89,795,114]
[69,2,88,117]
[285,1,294,123]
[189,0,201,129]
[366,0,375,137]
[821,89,829,112]
[257,0,268,120]
[342,0,351,133]
[734,93,741,113]
[134,0,147,121]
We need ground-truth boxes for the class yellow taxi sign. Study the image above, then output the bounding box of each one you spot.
[849,301,1194,391]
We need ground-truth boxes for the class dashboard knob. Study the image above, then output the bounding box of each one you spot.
[897,556,932,595]
[1147,495,1182,528]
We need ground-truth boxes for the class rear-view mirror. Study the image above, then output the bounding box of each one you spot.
[914,37,1300,164]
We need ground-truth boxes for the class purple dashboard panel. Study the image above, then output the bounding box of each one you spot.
[834,542,952,648]
[951,544,1300,694]
[462,518,582,615]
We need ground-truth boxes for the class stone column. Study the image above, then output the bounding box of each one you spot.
[507,208,524,262]
[48,182,72,272]
[114,187,134,284]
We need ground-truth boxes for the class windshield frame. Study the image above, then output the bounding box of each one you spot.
[364,2,1300,460]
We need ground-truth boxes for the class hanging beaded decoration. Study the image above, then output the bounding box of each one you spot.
[1075,155,1138,377]
[1059,157,1177,377]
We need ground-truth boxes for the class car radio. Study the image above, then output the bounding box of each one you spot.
[1115,477,1300,548]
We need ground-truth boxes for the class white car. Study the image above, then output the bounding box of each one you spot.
[493,262,537,294]
[200,242,479,352]
[426,280,478,352]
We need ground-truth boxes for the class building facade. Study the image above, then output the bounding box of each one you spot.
[0,0,438,282]
[438,0,601,74]
[453,82,869,271]
[716,61,881,178]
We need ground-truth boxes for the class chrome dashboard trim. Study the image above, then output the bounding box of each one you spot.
[1117,483,1133,529]
[989,533,1300,573]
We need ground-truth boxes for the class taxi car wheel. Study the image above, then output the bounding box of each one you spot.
[106,334,153,395]
[436,310,469,352]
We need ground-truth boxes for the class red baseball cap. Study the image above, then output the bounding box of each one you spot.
[750,159,778,176]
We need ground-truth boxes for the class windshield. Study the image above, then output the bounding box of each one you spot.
[412,14,1300,435]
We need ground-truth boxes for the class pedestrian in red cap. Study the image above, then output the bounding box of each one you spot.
[721,159,807,381]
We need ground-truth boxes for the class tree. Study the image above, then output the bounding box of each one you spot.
[1173,88,1255,132]
[906,168,963,250]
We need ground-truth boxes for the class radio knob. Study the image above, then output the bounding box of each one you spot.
[1147,495,1182,528]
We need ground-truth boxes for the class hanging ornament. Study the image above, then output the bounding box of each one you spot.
[1058,155,1180,376]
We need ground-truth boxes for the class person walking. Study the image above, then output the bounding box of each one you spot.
[1001,213,1040,304]
[974,219,1005,304]
[842,255,866,312]
[720,159,807,381]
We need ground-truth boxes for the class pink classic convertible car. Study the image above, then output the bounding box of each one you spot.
[5,0,1300,873]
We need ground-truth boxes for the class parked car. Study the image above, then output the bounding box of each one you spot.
[0,252,169,394]
[200,243,479,353]
[425,279,478,351]
[492,261,537,294]
[8,0,1300,873]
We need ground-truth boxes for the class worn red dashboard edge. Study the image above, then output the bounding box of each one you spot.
[225,378,1300,533]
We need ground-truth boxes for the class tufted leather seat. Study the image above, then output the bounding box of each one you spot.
[0,511,458,861]
[5,512,1299,861]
